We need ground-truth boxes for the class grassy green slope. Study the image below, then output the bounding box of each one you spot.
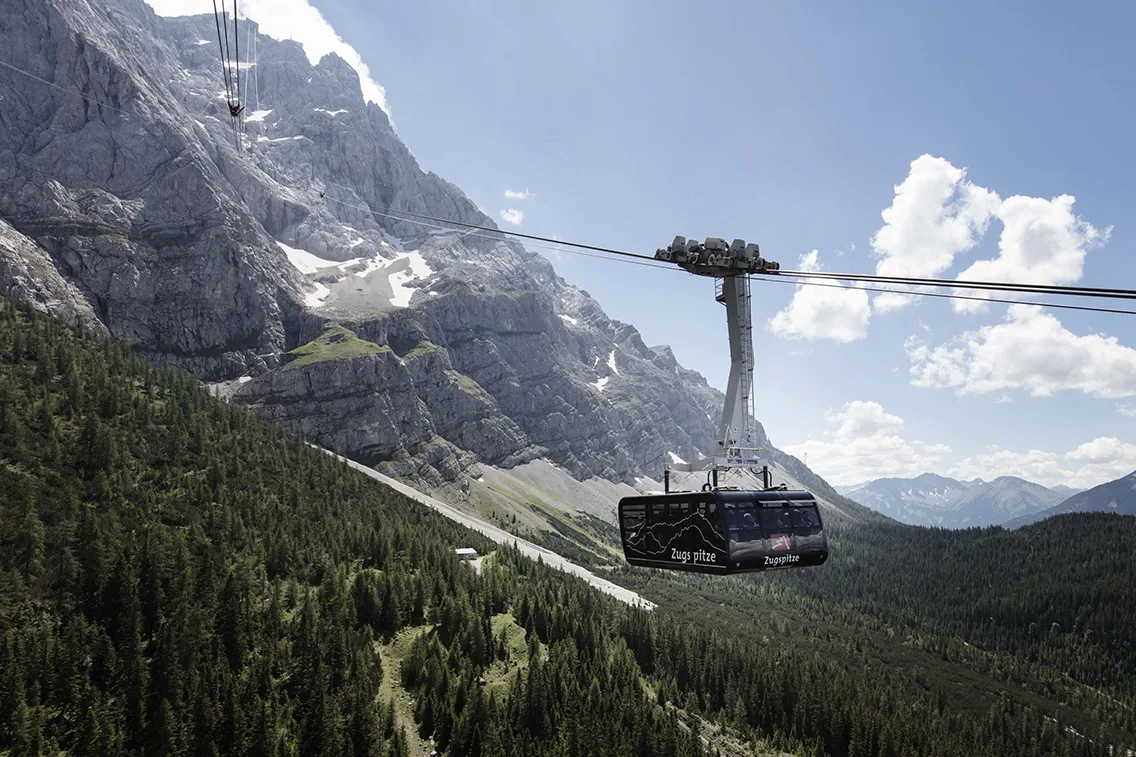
[286,322,388,367]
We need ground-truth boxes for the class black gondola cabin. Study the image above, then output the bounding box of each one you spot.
[618,490,828,574]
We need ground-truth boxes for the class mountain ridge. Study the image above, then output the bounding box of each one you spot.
[1004,469,1136,528]
[841,472,1071,528]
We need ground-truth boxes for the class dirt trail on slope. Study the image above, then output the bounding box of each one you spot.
[322,447,656,610]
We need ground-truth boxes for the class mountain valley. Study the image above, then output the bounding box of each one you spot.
[839,473,1073,528]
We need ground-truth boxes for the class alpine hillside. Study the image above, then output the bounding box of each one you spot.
[3,293,1134,757]
[1005,469,1136,528]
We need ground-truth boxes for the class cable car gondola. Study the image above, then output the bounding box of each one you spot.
[618,489,828,574]
[614,236,830,575]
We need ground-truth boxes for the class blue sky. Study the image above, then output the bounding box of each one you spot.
[151,0,1136,488]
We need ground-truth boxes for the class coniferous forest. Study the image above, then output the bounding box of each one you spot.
[1,296,1133,756]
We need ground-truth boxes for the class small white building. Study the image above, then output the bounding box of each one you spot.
[455,547,478,561]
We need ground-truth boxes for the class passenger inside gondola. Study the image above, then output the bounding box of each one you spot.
[792,505,825,550]
[726,504,764,563]
[760,507,793,532]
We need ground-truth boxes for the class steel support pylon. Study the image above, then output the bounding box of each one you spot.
[716,275,759,461]
[653,236,777,487]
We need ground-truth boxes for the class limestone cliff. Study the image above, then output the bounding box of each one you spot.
[0,0,817,488]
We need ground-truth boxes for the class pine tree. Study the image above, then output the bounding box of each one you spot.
[15,502,45,578]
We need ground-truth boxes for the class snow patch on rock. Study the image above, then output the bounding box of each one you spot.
[388,250,432,307]
[277,241,341,274]
[305,281,330,308]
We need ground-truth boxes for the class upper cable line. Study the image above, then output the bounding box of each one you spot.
[749,275,1136,317]
[313,184,1136,314]
[212,0,244,148]
[776,269,1136,301]
[324,187,1136,317]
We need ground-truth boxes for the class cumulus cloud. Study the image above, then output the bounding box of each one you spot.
[1120,403,1136,418]
[144,0,389,113]
[1065,437,1136,487]
[504,188,535,200]
[870,155,1000,312]
[869,154,1108,314]
[949,446,1064,486]
[950,437,1136,489]
[782,401,951,485]
[905,305,1136,399]
[499,208,525,226]
[787,401,1136,489]
[827,400,904,439]
[769,251,872,342]
[952,195,1110,313]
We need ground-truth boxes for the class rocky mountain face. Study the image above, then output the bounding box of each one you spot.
[1,0,838,493]
[1005,470,1136,529]
[840,473,1068,528]
[0,219,106,332]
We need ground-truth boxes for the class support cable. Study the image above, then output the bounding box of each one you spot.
[748,275,1136,316]
[319,180,1136,302]
[313,185,1136,315]
[212,0,232,105]
[776,269,1136,300]
[0,59,134,116]
[234,0,241,112]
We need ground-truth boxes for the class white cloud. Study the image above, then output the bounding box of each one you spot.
[870,154,1000,312]
[769,251,872,342]
[952,194,1110,313]
[499,208,524,226]
[782,401,951,485]
[504,188,535,200]
[1065,437,1136,466]
[950,437,1136,489]
[1064,437,1136,487]
[869,155,1108,315]
[1120,403,1136,418]
[144,0,389,114]
[788,400,1135,489]
[827,400,904,439]
[906,305,1136,399]
[949,446,1066,487]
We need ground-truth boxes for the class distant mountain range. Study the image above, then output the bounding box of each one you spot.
[838,473,1079,528]
[1004,470,1136,529]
